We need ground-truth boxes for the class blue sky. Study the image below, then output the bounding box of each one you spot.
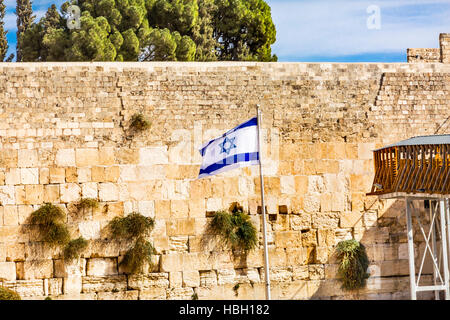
[3,0,450,62]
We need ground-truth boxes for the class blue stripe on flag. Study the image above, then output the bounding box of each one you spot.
[199,152,259,176]
[199,117,257,157]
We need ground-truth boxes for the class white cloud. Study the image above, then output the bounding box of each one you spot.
[267,0,450,59]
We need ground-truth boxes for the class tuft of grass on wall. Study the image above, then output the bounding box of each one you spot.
[336,239,370,290]
[109,212,156,274]
[129,113,151,132]
[64,237,89,261]
[121,237,156,274]
[75,198,99,210]
[30,204,70,247]
[0,287,21,300]
[209,203,258,253]
[109,212,155,239]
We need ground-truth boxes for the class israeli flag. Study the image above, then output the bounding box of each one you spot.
[198,117,260,179]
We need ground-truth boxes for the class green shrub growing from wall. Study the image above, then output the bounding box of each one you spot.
[209,203,258,253]
[109,212,156,274]
[0,287,21,300]
[30,203,70,247]
[75,198,99,210]
[64,237,89,261]
[129,113,151,132]
[336,239,370,290]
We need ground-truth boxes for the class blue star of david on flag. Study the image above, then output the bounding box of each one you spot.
[198,117,260,179]
[219,136,237,155]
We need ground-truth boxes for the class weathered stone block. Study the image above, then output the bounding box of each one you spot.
[139,147,168,165]
[86,258,117,276]
[49,167,66,183]
[76,148,99,167]
[5,168,21,185]
[0,261,16,281]
[18,149,38,168]
[55,149,76,167]
[139,287,167,300]
[169,271,182,288]
[60,183,81,203]
[99,183,119,202]
[65,167,78,183]
[82,275,127,293]
[24,185,44,204]
[43,185,59,203]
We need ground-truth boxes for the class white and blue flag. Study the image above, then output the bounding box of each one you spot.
[198,117,260,179]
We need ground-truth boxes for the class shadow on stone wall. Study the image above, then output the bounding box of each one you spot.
[308,198,438,300]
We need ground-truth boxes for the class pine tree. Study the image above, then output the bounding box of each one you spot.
[19,0,277,62]
[16,0,35,61]
[0,0,13,61]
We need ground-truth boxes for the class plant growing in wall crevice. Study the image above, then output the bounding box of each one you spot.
[30,203,70,247]
[336,239,370,290]
[208,203,258,255]
[127,113,151,139]
[109,212,156,274]
[63,237,89,261]
[0,287,21,300]
[75,198,99,211]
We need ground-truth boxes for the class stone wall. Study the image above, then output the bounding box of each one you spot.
[408,33,450,63]
[407,48,441,63]
[0,61,449,300]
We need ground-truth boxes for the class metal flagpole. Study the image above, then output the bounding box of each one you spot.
[256,104,271,300]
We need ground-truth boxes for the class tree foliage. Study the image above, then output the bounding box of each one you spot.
[0,0,13,61]
[16,0,35,61]
[20,0,277,62]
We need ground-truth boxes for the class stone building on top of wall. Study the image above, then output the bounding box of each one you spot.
[407,33,450,63]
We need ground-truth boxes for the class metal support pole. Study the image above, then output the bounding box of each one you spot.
[406,197,417,300]
[256,105,271,300]
[440,199,450,300]
[447,198,450,294]
[430,202,440,300]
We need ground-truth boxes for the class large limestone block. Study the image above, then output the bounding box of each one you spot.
[76,148,99,167]
[43,184,59,203]
[139,287,167,300]
[14,279,45,297]
[340,212,363,228]
[0,186,16,205]
[128,273,169,289]
[5,168,21,185]
[63,275,82,295]
[55,149,76,167]
[19,260,53,279]
[166,287,194,300]
[82,275,127,293]
[49,167,66,183]
[0,149,18,168]
[86,258,118,276]
[139,147,168,165]
[99,183,119,201]
[18,149,38,167]
[182,270,200,287]
[20,168,39,185]
[170,200,189,218]
[98,290,139,300]
[280,176,295,195]
[60,183,81,203]
[166,218,195,236]
[81,182,98,199]
[3,205,18,226]
[24,185,44,204]
[0,261,16,281]
[169,271,182,288]
[79,221,101,240]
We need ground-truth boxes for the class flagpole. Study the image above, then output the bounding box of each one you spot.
[256,104,271,300]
